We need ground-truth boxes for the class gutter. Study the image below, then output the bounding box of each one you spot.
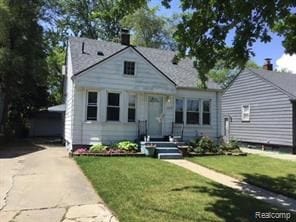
[176,86,223,92]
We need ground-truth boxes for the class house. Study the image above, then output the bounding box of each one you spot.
[222,60,296,154]
[64,31,222,150]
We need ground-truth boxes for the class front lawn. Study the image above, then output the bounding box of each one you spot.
[75,157,283,222]
[188,155,296,199]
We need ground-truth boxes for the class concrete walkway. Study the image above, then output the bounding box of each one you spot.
[165,159,296,212]
[0,142,118,222]
[240,147,296,161]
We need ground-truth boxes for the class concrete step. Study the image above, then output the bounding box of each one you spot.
[158,153,183,159]
[156,147,180,154]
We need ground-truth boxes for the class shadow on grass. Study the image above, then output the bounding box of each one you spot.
[170,183,295,222]
[0,139,45,158]
[241,173,296,199]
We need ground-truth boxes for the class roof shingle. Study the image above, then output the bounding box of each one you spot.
[249,68,296,99]
[68,37,221,90]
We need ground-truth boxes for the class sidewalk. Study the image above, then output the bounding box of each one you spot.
[240,148,296,161]
[165,159,296,212]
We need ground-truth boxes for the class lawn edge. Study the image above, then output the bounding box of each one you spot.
[186,156,296,200]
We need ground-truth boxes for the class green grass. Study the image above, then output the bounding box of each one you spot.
[187,154,296,199]
[75,157,285,222]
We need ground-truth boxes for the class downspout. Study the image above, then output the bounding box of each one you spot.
[292,100,296,154]
[216,92,220,143]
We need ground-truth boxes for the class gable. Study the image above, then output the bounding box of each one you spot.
[69,37,221,90]
[74,47,176,94]
[223,70,291,101]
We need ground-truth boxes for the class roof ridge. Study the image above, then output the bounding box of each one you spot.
[247,68,296,99]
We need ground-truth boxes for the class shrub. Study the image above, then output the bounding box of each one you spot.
[89,143,108,153]
[188,136,202,147]
[117,141,138,152]
[197,136,214,153]
[194,146,204,154]
[220,138,240,151]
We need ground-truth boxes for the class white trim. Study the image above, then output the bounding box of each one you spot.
[127,93,137,123]
[106,91,121,122]
[201,99,211,126]
[174,97,185,124]
[123,60,136,77]
[85,90,99,122]
[241,104,251,122]
[186,98,201,125]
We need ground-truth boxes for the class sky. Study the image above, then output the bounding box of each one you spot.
[150,0,296,73]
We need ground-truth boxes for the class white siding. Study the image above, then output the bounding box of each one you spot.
[75,48,176,95]
[222,70,293,146]
[176,89,221,141]
[69,47,222,145]
[64,46,74,147]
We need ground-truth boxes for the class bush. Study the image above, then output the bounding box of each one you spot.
[89,143,108,153]
[197,136,214,153]
[117,141,138,152]
[188,136,202,147]
[220,138,240,151]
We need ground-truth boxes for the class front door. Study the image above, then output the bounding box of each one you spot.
[224,117,230,143]
[148,96,163,137]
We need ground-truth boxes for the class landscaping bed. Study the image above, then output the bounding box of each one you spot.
[185,136,247,157]
[71,140,144,157]
[75,157,286,222]
[188,154,296,199]
[71,152,145,157]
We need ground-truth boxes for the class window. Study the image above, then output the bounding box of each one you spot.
[128,95,136,122]
[241,104,250,121]
[186,99,199,124]
[86,92,97,120]
[175,99,183,123]
[107,93,120,121]
[202,100,211,125]
[124,61,135,75]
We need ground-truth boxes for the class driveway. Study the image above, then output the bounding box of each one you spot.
[0,141,118,222]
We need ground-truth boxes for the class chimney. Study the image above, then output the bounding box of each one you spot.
[120,29,130,45]
[263,58,273,71]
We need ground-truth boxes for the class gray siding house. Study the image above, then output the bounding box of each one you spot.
[222,68,296,154]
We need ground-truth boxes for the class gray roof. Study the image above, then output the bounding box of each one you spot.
[68,37,221,90]
[249,68,296,99]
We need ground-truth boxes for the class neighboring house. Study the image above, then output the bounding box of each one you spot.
[64,31,222,149]
[222,64,296,154]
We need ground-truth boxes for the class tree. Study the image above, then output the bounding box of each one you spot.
[121,6,177,50]
[46,0,147,43]
[46,46,65,105]
[0,0,49,138]
[162,0,296,88]
[209,60,260,88]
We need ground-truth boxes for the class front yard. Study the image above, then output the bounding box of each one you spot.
[76,157,283,222]
[188,154,296,199]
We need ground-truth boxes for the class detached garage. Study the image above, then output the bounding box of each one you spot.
[29,104,65,137]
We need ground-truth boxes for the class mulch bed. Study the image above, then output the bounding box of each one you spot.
[70,152,145,157]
